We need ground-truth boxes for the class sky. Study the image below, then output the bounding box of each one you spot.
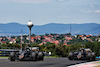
[0,0,100,25]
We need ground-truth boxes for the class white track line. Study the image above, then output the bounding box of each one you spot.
[68,61,100,67]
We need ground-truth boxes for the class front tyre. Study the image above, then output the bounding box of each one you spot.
[68,57,73,60]
[68,52,73,60]
[10,57,15,61]
[9,52,15,61]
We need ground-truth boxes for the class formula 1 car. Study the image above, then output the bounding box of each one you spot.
[68,48,96,60]
[9,47,44,61]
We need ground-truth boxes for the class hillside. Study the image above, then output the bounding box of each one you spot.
[0,23,100,36]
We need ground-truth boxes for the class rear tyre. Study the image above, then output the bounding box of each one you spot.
[92,57,96,61]
[38,52,44,61]
[91,52,96,60]
[86,52,92,60]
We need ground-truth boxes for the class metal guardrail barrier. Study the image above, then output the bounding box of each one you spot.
[0,49,19,56]
[0,49,50,56]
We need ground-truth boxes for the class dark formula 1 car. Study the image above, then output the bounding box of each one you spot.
[68,48,96,60]
[9,47,44,61]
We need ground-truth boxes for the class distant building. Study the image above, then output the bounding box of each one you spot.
[1,41,6,44]
[87,38,93,42]
[39,42,47,45]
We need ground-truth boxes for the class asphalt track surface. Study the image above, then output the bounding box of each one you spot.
[0,58,99,67]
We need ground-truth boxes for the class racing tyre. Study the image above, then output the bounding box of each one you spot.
[31,52,37,60]
[10,57,15,61]
[9,52,15,61]
[68,57,73,60]
[38,52,44,61]
[68,52,73,60]
[91,52,96,60]
[87,52,92,60]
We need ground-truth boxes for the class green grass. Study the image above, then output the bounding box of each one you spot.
[94,65,100,67]
[0,56,8,58]
[97,62,100,63]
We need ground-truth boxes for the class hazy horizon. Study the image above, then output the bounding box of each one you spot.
[0,22,100,26]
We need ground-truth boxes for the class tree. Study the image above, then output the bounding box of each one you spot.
[41,36,44,40]
[11,36,15,38]
[31,43,38,47]
[66,33,71,36]
[39,45,45,51]
[85,42,94,51]
[45,33,49,36]
[43,47,47,52]
[93,42,100,56]
[55,46,62,57]
[16,38,21,44]
[31,34,35,36]
[61,45,67,57]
